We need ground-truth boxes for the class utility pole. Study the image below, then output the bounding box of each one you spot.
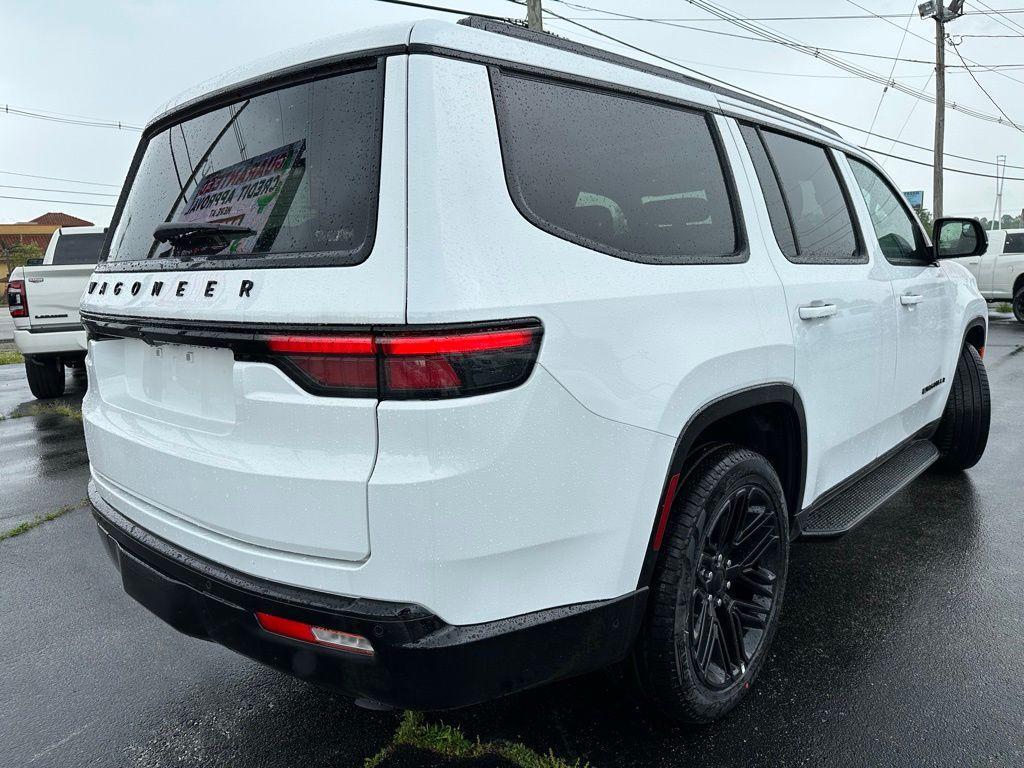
[919,0,966,220]
[992,155,1007,229]
[527,0,543,32]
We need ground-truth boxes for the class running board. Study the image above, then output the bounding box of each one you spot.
[799,440,940,539]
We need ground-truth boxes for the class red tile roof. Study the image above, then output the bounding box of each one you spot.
[25,212,93,227]
[0,233,54,252]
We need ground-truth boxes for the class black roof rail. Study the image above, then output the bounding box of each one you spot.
[457,16,840,138]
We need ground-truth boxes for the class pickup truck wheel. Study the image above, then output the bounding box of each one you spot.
[24,356,66,399]
[633,445,789,723]
[933,344,990,471]
[1013,287,1024,323]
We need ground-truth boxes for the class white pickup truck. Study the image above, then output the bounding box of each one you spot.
[954,228,1024,321]
[6,226,105,398]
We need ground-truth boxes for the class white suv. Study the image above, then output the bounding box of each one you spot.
[82,18,991,722]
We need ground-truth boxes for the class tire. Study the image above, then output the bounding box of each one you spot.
[1013,286,1024,323]
[632,445,789,724]
[933,344,990,471]
[24,356,66,399]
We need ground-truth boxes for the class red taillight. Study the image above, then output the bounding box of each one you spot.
[6,279,27,318]
[263,320,542,399]
[255,612,374,656]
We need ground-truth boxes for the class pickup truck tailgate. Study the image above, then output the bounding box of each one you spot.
[20,263,95,329]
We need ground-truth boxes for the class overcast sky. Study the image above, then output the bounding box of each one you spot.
[2,0,1022,226]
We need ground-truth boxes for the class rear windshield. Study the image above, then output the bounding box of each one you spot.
[52,232,105,265]
[104,62,384,269]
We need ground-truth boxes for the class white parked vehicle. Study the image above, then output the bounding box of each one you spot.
[6,226,105,398]
[952,227,1024,321]
[82,18,991,722]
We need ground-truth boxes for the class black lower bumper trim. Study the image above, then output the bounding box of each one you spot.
[90,483,647,710]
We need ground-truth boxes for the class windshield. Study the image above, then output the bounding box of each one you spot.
[105,62,384,268]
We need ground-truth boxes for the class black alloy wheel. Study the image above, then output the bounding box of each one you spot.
[689,484,784,690]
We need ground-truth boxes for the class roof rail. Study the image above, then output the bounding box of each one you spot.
[457,16,840,138]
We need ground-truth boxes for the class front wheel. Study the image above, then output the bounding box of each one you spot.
[632,445,789,723]
[933,344,990,471]
[24,356,66,400]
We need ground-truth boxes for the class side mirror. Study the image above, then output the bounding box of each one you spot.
[933,217,988,259]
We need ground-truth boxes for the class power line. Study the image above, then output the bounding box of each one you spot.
[539,2,1024,180]
[0,169,121,188]
[1,104,143,131]
[0,184,117,197]
[969,0,1024,33]
[844,0,1024,88]
[371,0,510,20]
[948,37,1024,132]
[375,0,1024,179]
[557,7,1024,20]
[864,2,918,146]
[0,194,114,207]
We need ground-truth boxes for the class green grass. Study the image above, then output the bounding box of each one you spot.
[0,349,23,365]
[30,402,82,421]
[364,712,585,768]
[0,499,87,541]
[996,302,1013,314]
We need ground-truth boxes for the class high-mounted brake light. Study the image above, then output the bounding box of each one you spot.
[255,612,375,656]
[262,320,542,399]
[6,279,27,318]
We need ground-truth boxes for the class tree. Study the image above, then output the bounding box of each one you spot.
[915,207,933,232]
[4,242,43,271]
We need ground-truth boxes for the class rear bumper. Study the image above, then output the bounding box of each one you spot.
[90,482,646,710]
[14,327,87,356]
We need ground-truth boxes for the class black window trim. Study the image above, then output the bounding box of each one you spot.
[488,65,749,266]
[742,122,868,266]
[95,51,393,274]
[844,153,935,267]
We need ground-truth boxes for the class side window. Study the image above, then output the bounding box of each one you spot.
[491,71,743,263]
[848,157,928,264]
[747,128,861,264]
[1004,233,1024,254]
[738,125,797,258]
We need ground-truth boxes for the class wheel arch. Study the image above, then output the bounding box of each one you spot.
[636,383,806,589]
[963,316,986,354]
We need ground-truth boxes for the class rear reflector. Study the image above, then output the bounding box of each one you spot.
[262,320,542,399]
[6,279,27,318]
[255,612,375,656]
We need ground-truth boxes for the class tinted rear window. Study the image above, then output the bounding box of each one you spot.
[52,232,105,265]
[738,124,797,258]
[760,130,861,263]
[1005,233,1024,254]
[105,63,384,269]
[491,72,741,263]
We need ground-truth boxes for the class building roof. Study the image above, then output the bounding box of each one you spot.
[0,232,54,252]
[24,212,93,227]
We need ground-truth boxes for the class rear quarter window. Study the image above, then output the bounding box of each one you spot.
[102,61,385,271]
[490,70,743,264]
[52,232,105,265]
[1004,233,1024,254]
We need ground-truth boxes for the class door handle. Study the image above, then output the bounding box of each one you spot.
[900,294,923,306]
[798,304,838,320]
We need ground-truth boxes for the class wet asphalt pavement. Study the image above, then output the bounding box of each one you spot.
[1,317,1022,768]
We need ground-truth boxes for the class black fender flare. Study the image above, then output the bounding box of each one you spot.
[636,383,806,589]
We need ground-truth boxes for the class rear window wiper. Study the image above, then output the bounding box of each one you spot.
[152,222,256,250]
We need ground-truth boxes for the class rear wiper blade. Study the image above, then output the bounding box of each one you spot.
[152,222,256,249]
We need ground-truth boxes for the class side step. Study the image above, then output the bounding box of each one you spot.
[799,440,940,539]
